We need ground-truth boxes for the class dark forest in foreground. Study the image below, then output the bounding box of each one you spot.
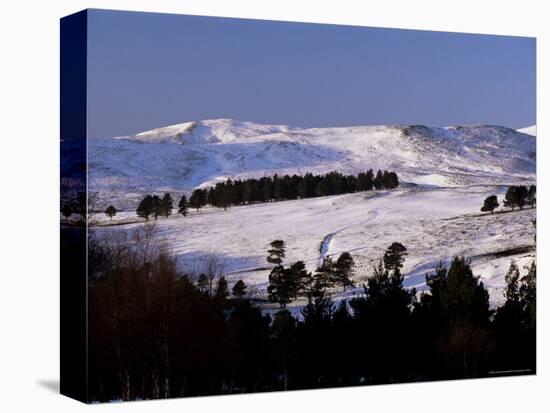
[81,226,536,402]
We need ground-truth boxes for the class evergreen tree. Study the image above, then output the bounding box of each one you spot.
[105,205,117,220]
[267,240,286,266]
[386,172,399,189]
[503,186,529,211]
[520,260,536,330]
[178,194,189,216]
[480,195,499,214]
[189,189,205,212]
[301,277,334,324]
[383,242,408,273]
[526,185,536,208]
[373,170,384,190]
[267,265,292,308]
[271,309,297,390]
[365,169,374,191]
[503,260,521,304]
[333,252,355,291]
[151,195,162,219]
[314,256,337,291]
[232,279,247,298]
[286,260,312,299]
[215,276,229,299]
[493,260,534,372]
[136,195,154,221]
[160,193,173,217]
[207,187,217,206]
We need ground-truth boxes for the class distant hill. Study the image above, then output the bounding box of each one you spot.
[88,119,536,206]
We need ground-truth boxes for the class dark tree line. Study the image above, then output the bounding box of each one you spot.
[186,169,399,212]
[481,185,536,214]
[132,170,399,220]
[88,230,535,402]
[136,193,174,221]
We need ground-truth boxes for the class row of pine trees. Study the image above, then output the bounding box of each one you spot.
[133,170,399,220]
[481,185,536,214]
[87,227,536,402]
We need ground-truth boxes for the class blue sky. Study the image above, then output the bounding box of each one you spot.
[87,9,536,137]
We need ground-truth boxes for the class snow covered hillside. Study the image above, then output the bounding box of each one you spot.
[95,185,535,309]
[89,119,536,208]
[88,119,536,309]
[517,125,536,136]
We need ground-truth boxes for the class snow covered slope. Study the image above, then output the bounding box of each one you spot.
[89,119,536,207]
[517,125,536,136]
[96,185,536,308]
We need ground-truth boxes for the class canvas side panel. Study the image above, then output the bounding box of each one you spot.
[60,9,88,403]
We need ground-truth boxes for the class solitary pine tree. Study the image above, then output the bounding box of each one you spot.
[161,193,173,217]
[232,279,247,298]
[481,195,499,214]
[105,205,117,220]
[178,194,189,216]
[383,242,408,273]
[267,240,286,266]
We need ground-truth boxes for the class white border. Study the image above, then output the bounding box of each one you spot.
[0,1,546,412]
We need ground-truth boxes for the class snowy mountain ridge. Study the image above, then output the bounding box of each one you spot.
[90,119,536,206]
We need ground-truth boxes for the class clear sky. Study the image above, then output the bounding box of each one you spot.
[87,9,536,138]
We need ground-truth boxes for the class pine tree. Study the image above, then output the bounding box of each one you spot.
[267,240,286,266]
[301,277,334,324]
[515,186,529,210]
[383,242,408,273]
[178,195,189,216]
[151,195,162,219]
[268,265,292,308]
[105,205,117,220]
[286,260,312,299]
[504,260,521,304]
[373,170,384,190]
[232,279,247,298]
[189,189,205,212]
[314,256,336,291]
[365,169,374,191]
[136,195,154,221]
[503,186,529,211]
[526,185,536,208]
[334,252,355,291]
[160,193,173,217]
[480,195,499,214]
[386,172,399,189]
[215,276,229,299]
